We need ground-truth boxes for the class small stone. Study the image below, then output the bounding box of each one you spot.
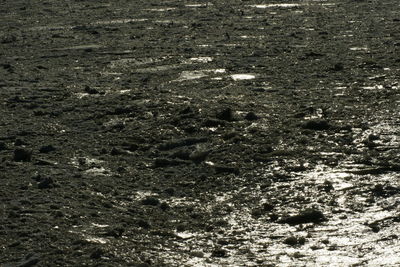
[38,177,56,189]
[0,142,7,150]
[141,197,160,206]
[39,145,56,153]
[90,248,103,259]
[244,111,259,121]
[190,251,204,258]
[279,209,326,225]
[283,236,306,246]
[13,148,32,162]
[302,120,331,131]
[14,138,27,146]
[216,108,234,121]
[214,165,239,175]
[211,248,228,258]
[160,202,170,211]
[137,219,151,229]
[84,85,99,94]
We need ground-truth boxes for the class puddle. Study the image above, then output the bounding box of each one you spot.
[176,69,226,81]
[349,47,368,51]
[145,8,176,12]
[54,44,102,51]
[93,18,148,25]
[249,4,301,8]
[189,57,213,63]
[230,74,256,81]
[249,2,335,8]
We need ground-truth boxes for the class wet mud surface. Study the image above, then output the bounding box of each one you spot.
[1,0,400,266]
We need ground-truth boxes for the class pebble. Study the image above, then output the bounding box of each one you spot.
[0,141,6,150]
[37,177,56,189]
[39,145,56,153]
[283,236,306,246]
[244,111,259,121]
[302,120,331,131]
[13,148,32,162]
[216,108,234,121]
[141,197,160,206]
[279,209,326,225]
[211,248,228,258]
[84,85,99,94]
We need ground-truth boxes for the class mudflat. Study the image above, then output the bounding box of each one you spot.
[1,1,400,266]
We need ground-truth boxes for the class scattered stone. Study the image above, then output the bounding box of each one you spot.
[211,248,228,258]
[141,197,160,206]
[332,63,344,71]
[214,165,239,175]
[104,226,124,238]
[279,209,326,225]
[136,219,151,229]
[0,141,7,151]
[37,177,56,189]
[154,158,187,168]
[244,111,259,121]
[283,236,306,246]
[84,85,99,94]
[90,248,103,259]
[216,107,234,121]
[13,148,32,162]
[39,145,56,153]
[14,139,28,146]
[160,202,170,211]
[190,251,204,258]
[302,120,331,131]
[110,147,126,155]
[202,118,224,127]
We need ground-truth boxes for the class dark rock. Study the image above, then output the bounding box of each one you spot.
[283,236,306,246]
[332,63,344,71]
[302,120,331,130]
[110,147,126,155]
[244,111,259,121]
[164,188,175,196]
[154,158,187,167]
[13,148,32,162]
[211,248,228,258]
[160,202,170,211]
[216,108,234,121]
[137,219,151,229]
[159,137,208,150]
[39,145,56,153]
[214,165,239,175]
[170,149,191,160]
[14,139,28,146]
[141,197,160,206]
[84,85,99,94]
[104,226,124,238]
[90,248,103,259]
[38,177,56,189]
[279,209,326,225]
[0,141,7,150]
[202,118,225,127]
[262,203,274,211]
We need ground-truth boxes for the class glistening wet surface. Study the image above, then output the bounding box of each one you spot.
[1,0,400,266]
